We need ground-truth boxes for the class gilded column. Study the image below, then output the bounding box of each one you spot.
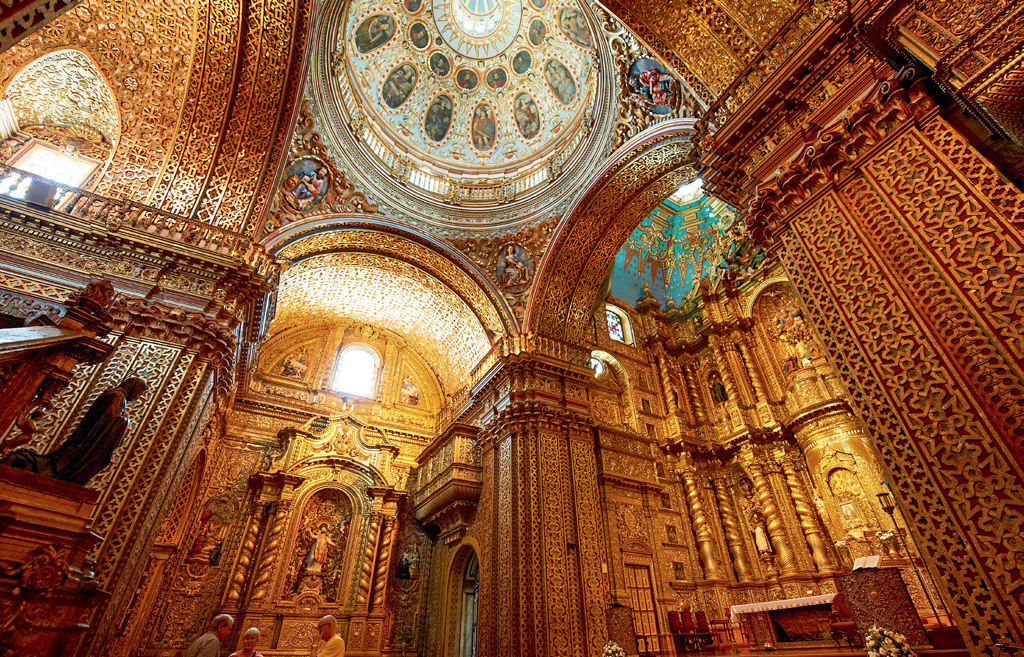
[782,456,831,573]
[709,335,742,404]
[370,514,397,610]
[724,339,757,406]
[681,470,725,579]
[356,512,382,609]
[713,476,751,582]
[226,501,265,605]
[681,355,708,425]
[250,500,289,602]
[748,462,798,575]
[736,332,767,404]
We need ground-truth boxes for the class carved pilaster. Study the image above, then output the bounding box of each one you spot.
[250,500,289,602]
[356,512,382,609]
[370,515,397,611]
[713,476,751,582]
[226,501,265,606]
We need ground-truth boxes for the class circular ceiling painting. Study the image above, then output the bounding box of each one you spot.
[337,0,597,174]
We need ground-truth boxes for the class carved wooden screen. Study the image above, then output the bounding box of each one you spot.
[624,564,660,653]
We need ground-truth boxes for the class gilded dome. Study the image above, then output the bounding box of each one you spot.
[334,0,597,177]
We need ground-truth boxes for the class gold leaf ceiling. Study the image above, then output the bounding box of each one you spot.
[274,252,492,392]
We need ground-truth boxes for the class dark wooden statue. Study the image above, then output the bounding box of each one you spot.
[2,377,148,485]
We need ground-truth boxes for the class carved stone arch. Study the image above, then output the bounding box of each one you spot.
[528,120,700,345]
[3,48,121,179]
[591,349,629,389]
[743,275,792,319]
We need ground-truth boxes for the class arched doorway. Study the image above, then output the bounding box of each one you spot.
[459,552,479,657]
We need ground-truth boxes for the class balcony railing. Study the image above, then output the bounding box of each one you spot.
[0,163,265,265]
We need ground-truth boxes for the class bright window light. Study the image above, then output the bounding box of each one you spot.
[15,143,96,187]
[332,345,378,397]
[670,177,704,204]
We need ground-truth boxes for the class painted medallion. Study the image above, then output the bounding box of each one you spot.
[424,94,453,142]
[528,19,546,46]
[513,92,540,140]
[558,8,591,48]
[402,0,423,14]
[544,59,577,105]
[512,50,532,74]
[627,58,680,115]
[486,67,508,90]
[456,68,479,90]
[409,21,430,49]
[470,103,497,151]
[382,64,418,108]
[354,14,396,53]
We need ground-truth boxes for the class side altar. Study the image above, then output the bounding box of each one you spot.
[731,594,837,647]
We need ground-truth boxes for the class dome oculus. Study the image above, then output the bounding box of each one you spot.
[433,0,522,59]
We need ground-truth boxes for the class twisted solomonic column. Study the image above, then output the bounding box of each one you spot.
[681,471,726,580]
[357,512,382,608]
[251,500,290,601]
[748,462,798,575]
[227,502,266,605]
[370,515,397,610]
[713,476,751,582]
[782,457,832,572]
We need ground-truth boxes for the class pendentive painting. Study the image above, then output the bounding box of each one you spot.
[382,64,418,109]
[424,94,453,142]
[558,9,592,48]
[280,158,330,213]
[429,52,451,77]
[497,244,533,290]
[545,59,577,105]
[456,68,479,90]
[355,15,396,53]
[628,58,679,115]
[470,103,497,151]
[513,93,540,140]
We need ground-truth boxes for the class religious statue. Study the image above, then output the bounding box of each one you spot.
[2,377,148,485]
[710,375,728,403]
[305,523,339,574]
[395,544,420,579]
[715,222,767,284]
[753,524,772,553]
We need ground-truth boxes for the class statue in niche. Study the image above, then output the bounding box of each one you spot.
[666,525,678,543]
[395,535,423,579]
[777,305,817,365]
[305,522,340,574]
[2,377,148,485]
[715,221,766,284]
[400,375,420,405]
[710,375,728,404]
[496,244,533,291]
[186,509,227,565]
[280,348,308,379]
[753,523,772,553]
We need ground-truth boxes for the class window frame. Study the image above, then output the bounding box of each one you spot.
[330,343,382,399]
[605,305,635,345]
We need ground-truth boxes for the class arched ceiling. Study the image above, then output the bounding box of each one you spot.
[274,252,491,392]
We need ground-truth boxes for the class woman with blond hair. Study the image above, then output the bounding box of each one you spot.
[229,627,264,657]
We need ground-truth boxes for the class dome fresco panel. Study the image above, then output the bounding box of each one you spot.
[337,0,596,173]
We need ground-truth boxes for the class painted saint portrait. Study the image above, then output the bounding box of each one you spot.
[545,59,577,105]
[429,52,451,77]
[400,375,420,405]
[280,158,330,212]
[456,68,478,90]
[409,21,430,49]
[628,58,679,115]
[382,64,417,109]
[528,19,547,46]
[558,8,592,48]
[403,0,422,13]
[280,347,308,378]
[470,104,496,151]
[512,50,532,75]
[513,92,540,140]
[496,244,533,289]
[354,14,396,53]
[530,0,545,7]
[424,94,453,142]
[486,68,507,90]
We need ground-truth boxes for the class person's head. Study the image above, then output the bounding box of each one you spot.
[119,377,148,402]
[212,614,234,641]
[240,627,260,651]
[318,615,337,641]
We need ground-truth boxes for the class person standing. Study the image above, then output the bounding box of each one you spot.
[229,627,264,657]
[185,614,234,657]
[317,615,346,657]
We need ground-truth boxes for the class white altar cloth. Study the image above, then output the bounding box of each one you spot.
[730,594,836,617]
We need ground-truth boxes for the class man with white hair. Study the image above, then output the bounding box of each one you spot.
[185,614,234,657]
[317,615,345,657]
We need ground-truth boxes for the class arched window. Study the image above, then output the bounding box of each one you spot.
[605,305,634,344]
[331,344,379,397]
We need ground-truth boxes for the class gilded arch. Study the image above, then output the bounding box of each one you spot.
[527,121,699,345]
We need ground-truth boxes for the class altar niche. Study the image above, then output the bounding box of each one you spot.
[443,545,479,657]
[286,488,353,599]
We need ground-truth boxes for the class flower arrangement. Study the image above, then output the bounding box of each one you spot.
[877,529,898,541]
[601,640,627,657]
[865,625,918,657]
[763,640,775,651]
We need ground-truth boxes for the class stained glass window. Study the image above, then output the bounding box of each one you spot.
[332,345,378,397]
[607,309,625,342]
